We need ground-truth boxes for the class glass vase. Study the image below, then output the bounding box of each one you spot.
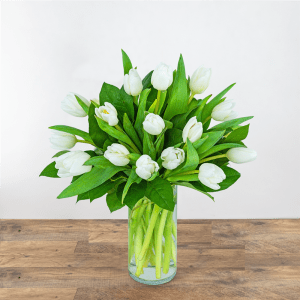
[128,185,177,285]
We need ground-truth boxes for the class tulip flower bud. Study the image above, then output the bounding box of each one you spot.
[50,130,77,150]
[136,155,159,180]
[54,150,92,178]
[161,147,185,170]
[143,113,165,135]
[182,116,203,143]
[61,93,90,117]
[211,99,238,121]
[151,62,173,91]
[104,143,130,166]
[124,69,143,96]
[226,148,257,164]
[189,66,212,95]
[198,163,226,190]
[95,102,118,126]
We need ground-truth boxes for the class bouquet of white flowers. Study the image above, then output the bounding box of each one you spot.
[40,50,256,284]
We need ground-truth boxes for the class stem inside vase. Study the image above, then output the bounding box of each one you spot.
[128,186,177,284]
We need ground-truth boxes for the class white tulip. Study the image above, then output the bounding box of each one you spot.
[136,155,159,180]
[212,99,238,121]
[124,69,143,96]
[54,151,92,178]
[161,147,185,170]
[95,102,118,126]
[182,116,203,143]
[143,113,165,135]
[226,148,257,164]
[151,62,173,91]
[61,93,90,117]
[104,143,130,166]
[198,163,226,190]
[189,66,212,95]
[50,130,76,150]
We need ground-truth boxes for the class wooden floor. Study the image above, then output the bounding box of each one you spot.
[0,219,299,300]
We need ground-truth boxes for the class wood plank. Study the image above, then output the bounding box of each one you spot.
[0,288,77,300]
[0,220,89,242]
[0,241,78,254]
[0,219,299,300]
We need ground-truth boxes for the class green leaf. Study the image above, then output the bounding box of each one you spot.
[95,116,135,149]
[208,117,253,132]
[164,128,183,148]
[170,139,199,176]
[84,156,109,167]
[157,90,167,114]
[148,99,157,113]
[171,99,199,130]
[123,113,142,151]
[201,83,236,123]
[167,173,199,182]
[164,55,188,120]
[57,165,128,199]
[145,177,175,211]
[134,88,151,140]
[77,191,89,202]
[203,118,211,132]
[40,162,59,178]
[103,140,113,151]
[223,124,250,143]
[121,168,142,202]
[84,150,97,157]
[71,175,82,183]
[192,94,212,122]
[49,125,93,143]
[175,181,214,201]
[88,103,107,148]
[123,181,147,209]
[106,192,125,213]
[52,151,69,158]
[90,100,99,108]
[99,83,134,122]
[89,180,119,202]
[198,143,244,160]
[155,134,165,157]
[142,71,153,89]
[75,95,89,114]
[121,49,133,75]
[196,131,225,154]
[143,131,156,160]
[193,136,208,150]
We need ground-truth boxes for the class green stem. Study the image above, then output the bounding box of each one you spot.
[203,116,212,125]
[199,154,227,164]
[138,204,162,262]
[163,211,173,274]
[223,132,231,138]
[115,124,141,154]
[76,139,96,147]
[133,96,138,106]
[155,209,168,279]
[171,239,177,267]
[171,170,199,177]
[134,224,143,266]
[154,90,161,114]
[172,220,177,241]
[188,93,195,105]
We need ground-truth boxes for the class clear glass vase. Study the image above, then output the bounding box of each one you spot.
[128,185,177,285]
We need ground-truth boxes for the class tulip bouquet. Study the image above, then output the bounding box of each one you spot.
[40,50,256,284]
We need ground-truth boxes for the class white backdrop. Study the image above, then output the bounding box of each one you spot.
[1,1,300,219]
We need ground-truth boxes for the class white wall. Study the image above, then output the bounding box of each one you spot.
[1,1,300,219]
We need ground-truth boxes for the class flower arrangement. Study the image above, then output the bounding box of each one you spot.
[40,50,256,284]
